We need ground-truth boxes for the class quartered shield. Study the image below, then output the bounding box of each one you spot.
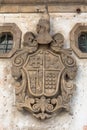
[23,49,65,97]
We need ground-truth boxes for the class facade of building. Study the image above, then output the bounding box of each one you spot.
[0,1,87,130]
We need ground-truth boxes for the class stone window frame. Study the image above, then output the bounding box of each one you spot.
[70,23,87,58]
[0,23,22,58]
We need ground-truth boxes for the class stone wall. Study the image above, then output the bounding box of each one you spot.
[0,13,87,130]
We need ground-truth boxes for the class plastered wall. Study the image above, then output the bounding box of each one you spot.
[0,13,87,130]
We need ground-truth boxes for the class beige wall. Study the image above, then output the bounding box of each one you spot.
[0,13,87,130]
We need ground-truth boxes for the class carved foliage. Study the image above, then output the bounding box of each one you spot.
[12,14,77,120]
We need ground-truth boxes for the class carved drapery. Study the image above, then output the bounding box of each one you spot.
[11,9,77,120]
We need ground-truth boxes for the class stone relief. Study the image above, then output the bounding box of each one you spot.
[11,8,77,120]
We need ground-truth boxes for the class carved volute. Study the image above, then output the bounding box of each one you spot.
[11,7,77,120]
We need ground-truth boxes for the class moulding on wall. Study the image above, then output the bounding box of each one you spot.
[0,5,86,13]
[11,8,77,120]
[0,0,87,4]
[0,0,87,13]
[70,23,87,59]
[0,23,22,58]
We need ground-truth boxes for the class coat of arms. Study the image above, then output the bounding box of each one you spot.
[11,8,77,120]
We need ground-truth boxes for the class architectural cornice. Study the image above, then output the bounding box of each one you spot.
[0,0,87,4]
[0,0,87,13]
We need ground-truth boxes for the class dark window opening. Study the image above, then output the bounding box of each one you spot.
[0,32,13,53]
[78,32,87,53]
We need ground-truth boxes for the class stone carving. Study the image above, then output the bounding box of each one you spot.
[11,8,77,120]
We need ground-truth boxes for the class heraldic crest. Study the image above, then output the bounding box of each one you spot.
[11,7,77,120]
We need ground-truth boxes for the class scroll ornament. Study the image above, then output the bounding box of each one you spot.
[11,9,77,120]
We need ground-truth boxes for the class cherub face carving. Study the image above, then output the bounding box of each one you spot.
[52,33,64,48]
[23,32,35,47]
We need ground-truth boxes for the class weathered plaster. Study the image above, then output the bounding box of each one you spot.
[0,13,87,130]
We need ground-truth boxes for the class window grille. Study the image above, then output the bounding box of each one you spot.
[78,32,87,53]
[0,32,13,53]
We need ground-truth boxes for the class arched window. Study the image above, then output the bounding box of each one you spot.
[78,32,87,53]
[0,32,13,53]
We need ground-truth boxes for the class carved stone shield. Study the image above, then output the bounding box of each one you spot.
[23,50,64,97]
[11,10,77,120]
